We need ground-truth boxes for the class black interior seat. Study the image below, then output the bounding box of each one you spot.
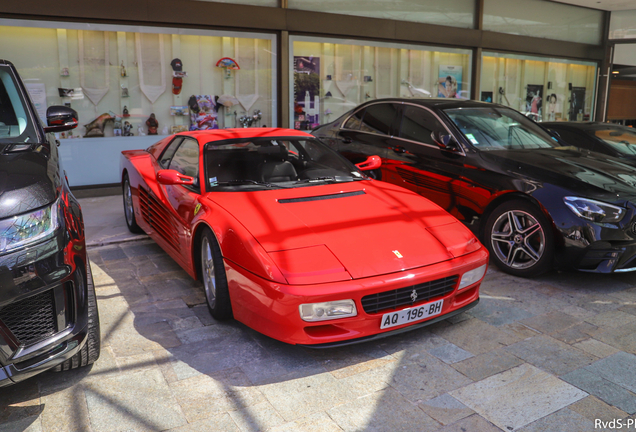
[258,146,297,182]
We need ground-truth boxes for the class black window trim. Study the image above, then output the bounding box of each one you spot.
[167,136,201,194]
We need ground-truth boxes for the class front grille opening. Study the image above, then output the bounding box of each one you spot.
[361,275,458,315]
[0,290,57,346]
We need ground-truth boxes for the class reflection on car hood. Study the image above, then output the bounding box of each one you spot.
[482,148,636,201]
[210,181,481,279]
[0,150,57,218]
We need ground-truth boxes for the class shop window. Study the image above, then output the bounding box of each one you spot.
[480,52,597,123]
[291,36,471,130]
[288,0,475,29]
[0,19,277,186]
[484,0,603,46]
[609,9,636,39]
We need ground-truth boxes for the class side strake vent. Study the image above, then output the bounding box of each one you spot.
[138,187,180,251]
[279,190,365,204]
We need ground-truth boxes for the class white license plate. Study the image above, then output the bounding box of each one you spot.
[380,299,444,329]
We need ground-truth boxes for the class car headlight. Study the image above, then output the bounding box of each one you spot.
[563,197,625,224]
[299,300,357,322]
[0,200,59,253]
[458,264,487,290]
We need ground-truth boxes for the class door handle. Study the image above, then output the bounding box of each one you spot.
[392,146,406,153]
[342,136,353,144]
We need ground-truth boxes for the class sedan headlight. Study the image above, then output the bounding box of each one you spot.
[299,300,357,322]
[563,197,625,224]
[458,264,487,290]
[0,200,59,253]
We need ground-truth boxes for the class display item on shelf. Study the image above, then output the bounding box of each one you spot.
[84,113,116,138]
[146,113,158,135]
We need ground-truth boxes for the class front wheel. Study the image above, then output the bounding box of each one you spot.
[483,200,554,277]
[54,258,101,371]
[199,228,233,320]
[122,174,144,234]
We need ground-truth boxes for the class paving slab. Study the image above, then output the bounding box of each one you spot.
[428,343,474,364]
[327,388,441,432]
[468,296,535,327]
[519,310,581,335]
[516,408,593,432]
[560,367,636,414]
[268,411,343,432]
[585,352,636,394]
[228,400,285,432]
[504,335,597,375]
[431,318,520,355]
[83,368,187,432]
[418,393,474,426]
[436,414,501,432]
[450,363,587,431]
[166,413,240,432]
[569,395,628,423]
[451,348,524,382]
[573,339,620,359]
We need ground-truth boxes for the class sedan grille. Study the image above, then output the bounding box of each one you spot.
[138,187,180,251]
[361,275,458,314]
[0,290,57,345]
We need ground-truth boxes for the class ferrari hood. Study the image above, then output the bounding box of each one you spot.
[209,182,480,280]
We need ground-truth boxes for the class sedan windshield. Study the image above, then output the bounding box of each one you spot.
[592,127,636,157]
[444,106,557,151]
[0,65,37,144]
[204,137,364,191]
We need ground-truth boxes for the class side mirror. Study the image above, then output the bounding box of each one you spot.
[355,155,382,171]
[157,169,195,186]
[431,131,460,152]
[45,106,79,133]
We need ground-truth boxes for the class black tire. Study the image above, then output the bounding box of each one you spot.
[54,259,101,371]
[122,173,144,234]
[483,200,554,277]
[199,228,233,320]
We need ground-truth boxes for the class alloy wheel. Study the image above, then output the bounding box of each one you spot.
[201,236,216,307]
[490,210,545,270]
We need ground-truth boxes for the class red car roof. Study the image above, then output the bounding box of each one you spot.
[177,128,313,144]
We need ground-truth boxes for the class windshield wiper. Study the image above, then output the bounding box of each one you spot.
[294,175,360,184]
[213,179,290,188]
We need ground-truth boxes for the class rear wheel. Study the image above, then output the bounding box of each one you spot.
[484,200,554,277]
[123,174,143,234]
[54,259,101,371]
[200,228,233,320]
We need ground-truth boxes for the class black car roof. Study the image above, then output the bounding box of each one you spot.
[358,98,499,110]
[543,121,627,131]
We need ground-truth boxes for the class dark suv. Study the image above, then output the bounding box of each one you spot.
[0,60,99,386]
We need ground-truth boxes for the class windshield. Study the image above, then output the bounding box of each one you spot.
[204,137,365,191]
[444,106,558,151]
[592,127,636,157]
[0,66,37,144]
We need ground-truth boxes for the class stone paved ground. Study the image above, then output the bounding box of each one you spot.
[3,196,636,431]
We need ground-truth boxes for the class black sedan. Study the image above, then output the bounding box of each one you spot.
[0,60,100,386]
[313,99,636,277]
[543,122,636,162]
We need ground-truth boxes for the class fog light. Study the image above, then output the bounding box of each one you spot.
[299,300,357,322]
[458,264,487,290]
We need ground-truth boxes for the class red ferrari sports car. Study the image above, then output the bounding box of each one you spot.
[120,128,488,347]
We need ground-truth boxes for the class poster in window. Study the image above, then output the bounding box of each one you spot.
[525,84,543,121]
[25,83,47,122]
[437,66,462,98]
[294,56,320,129]
[189,95,219,130]
[481,91,493,103]
[570,87,586,121]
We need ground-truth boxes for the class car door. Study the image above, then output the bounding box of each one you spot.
[335,102,400,166]
[382,103,467,217]
[163,137,201,255]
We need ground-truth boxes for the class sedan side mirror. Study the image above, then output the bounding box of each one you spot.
[355,155,382,171]
[157,169,195,186]
[431,131,460,152]
[45,106,78,133]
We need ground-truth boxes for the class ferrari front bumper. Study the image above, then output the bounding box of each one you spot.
[225,247,488,346]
